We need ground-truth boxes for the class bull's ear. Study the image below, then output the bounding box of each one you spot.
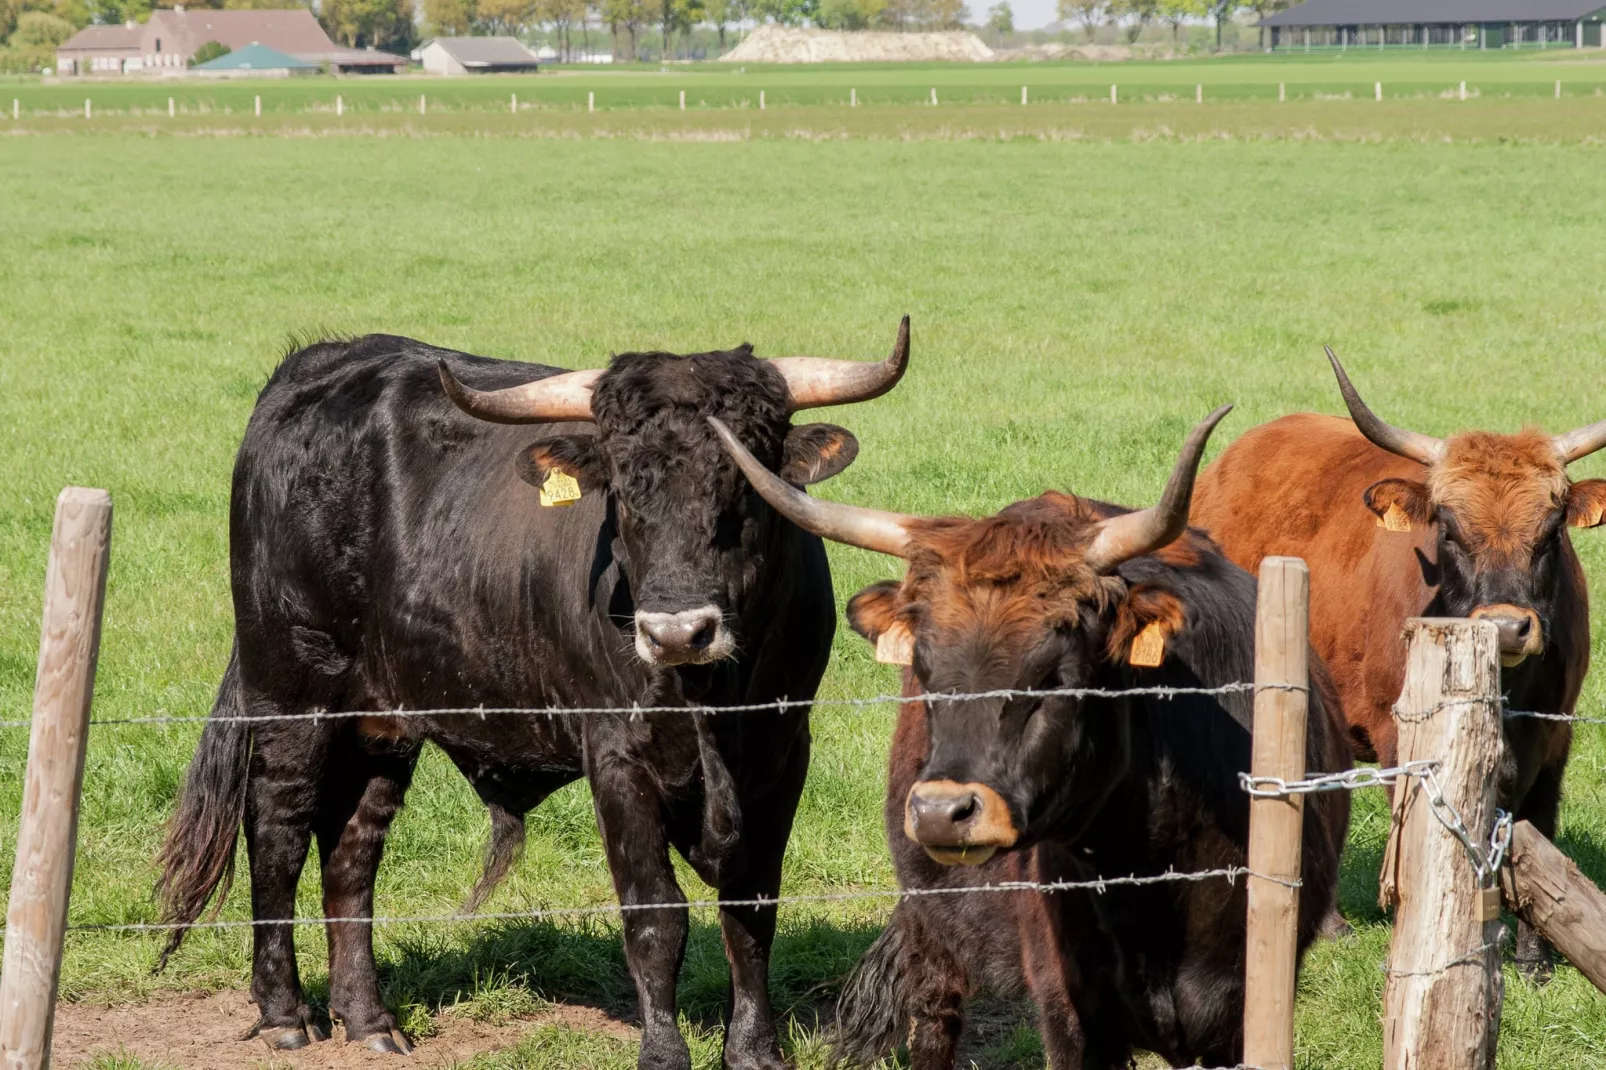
[1105,584,1187,668]
[1566,479,1606,528]
[847,581,902,642]
[779,424,860,486]
[1362,478,1431,533]
[517,435,607,493]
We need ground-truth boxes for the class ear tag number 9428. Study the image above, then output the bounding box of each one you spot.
[540,470,582,508]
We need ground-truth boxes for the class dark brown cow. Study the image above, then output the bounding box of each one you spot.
[1192,349,1606,977]
[711,410,1352,1068]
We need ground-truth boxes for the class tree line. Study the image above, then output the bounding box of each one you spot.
[2,0,1290,66]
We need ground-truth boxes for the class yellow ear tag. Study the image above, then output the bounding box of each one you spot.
[875,622,914,666]
[1378,503,1412,533]
[1128,621,1166,668]
[539,470,582,508]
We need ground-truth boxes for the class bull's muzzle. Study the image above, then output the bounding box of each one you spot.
[634,607,735,667]
[1470,604,1544,668]
[904,779,1019,866]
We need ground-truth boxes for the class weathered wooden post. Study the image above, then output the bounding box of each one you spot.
[1380,618,1503,1070]
[0,488,113,1070]
[1242,556,1310,1070]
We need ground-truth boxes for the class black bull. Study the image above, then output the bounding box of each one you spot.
[155,324,910,1070]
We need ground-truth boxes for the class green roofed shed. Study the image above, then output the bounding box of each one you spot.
[194,42,320,74]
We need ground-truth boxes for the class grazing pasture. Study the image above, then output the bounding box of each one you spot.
[3,105,1606,1067]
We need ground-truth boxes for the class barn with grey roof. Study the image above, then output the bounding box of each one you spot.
[1260,0,1606,49]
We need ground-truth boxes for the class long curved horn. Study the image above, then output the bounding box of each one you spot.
[767,315,910,414]
[1326,347,1443,465]
[1552,419,1606,464]
[708,417,912,557]
[437,361,602,425]
[1084,405,1233,575]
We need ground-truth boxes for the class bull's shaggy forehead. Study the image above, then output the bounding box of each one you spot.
[1430,428,1568,554]
[589,346,791,520]
[900,493,1118,639]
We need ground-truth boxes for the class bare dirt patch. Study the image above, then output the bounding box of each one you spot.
[51,990,636,1069]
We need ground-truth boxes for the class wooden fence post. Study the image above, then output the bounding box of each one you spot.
[1243,556,1310,1070]
[1381,618,1503,1070]
[0,488,113,1070]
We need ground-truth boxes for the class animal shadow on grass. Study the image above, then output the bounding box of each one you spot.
[1555,825,1606,888]
[351,913,887,1041]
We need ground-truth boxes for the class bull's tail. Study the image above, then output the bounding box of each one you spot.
[832,907,913,1067]
[462,803,527,913]
[153,643,251,972]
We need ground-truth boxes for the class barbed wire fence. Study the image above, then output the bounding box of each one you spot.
[1,500,1598,1070]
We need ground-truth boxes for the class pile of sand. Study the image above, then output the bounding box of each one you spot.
[722,25,995,64]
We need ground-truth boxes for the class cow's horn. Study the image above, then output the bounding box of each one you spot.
[1552,419,1606,464]
[767,315,910,414]
[1085,405,1233,575]
[708,417,912,557]
[1326,347,1444,465]
[437,361,601,425]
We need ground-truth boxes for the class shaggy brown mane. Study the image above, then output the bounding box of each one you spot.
[1430,428,1568,555]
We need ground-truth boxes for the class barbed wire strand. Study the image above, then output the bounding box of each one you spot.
[0,681,1306,731]
[2,865,1298,939]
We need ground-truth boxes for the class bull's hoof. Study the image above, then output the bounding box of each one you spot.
[255,1023,319,1050]
[244,1007,327,1050]
[1517,955,1555,987]
[1319,908,1355,941]
[354,1028,414,1055]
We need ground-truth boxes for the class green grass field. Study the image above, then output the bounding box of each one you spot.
[4,67,1606,1067]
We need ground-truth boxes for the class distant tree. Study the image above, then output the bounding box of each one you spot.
[188,39,229,64]
[599,0,647,57]
[656,0,699,58]
[425,0,475,34]
[1112,0,1155,42]
[1209,0,1234,46]
[1057,0,1103,41]
[704,0,732,49]
[222,0,305,9]
[1156,0,1201,42]
[319,0,413,49]
[8,9,71,44]
[750,0,813,28]
[476,0,535,33]
[539,0,584,59]
[88,0,150,28]
[985,0,1011,38]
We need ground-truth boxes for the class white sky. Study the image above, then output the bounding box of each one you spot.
[1004,0,1062,31]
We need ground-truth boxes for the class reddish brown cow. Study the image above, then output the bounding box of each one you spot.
[1191,350,1606,977]
[711,410,1351,1068]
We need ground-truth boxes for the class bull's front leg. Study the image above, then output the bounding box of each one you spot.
[1513,758,1565,984]
[716,732,809,1070]
[590,750,692,1070]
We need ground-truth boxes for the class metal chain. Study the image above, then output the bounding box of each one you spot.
[1238,759,1439,798]
[2,864,1297,939]
[0,681,1306,731]
[1416,764,1511,887]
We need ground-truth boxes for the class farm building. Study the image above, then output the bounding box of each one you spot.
[192,42,320,78]
[56,6,407,76]
[413,36,541,75]
[1261,0,1606,49]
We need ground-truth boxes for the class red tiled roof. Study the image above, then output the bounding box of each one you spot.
[144,8,338,56]
[58,23,142,53]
